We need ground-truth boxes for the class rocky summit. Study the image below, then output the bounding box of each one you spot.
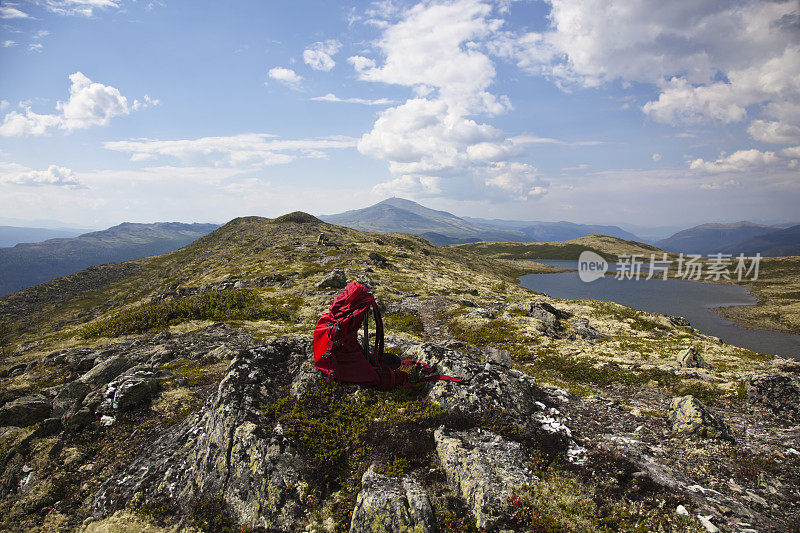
[1,215,799,532]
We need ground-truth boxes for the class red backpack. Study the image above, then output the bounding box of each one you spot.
[313,282,462,390]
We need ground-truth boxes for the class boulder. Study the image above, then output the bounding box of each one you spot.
[568,318,606,340]
[676,347,708,369]
[466,308,495,319]
[317,269,347,290]
[434,428,538,530]
[368,252,388,266]
[92,336,314,531]
[484,346,512,368]
[668,396,731,440]
[349,466,435,533]
[0,394,51,427]
[79,355,131,389]
[410,344,543,427]
[112,371,161,411]
[744,372,800,422]
[51,380,91,418]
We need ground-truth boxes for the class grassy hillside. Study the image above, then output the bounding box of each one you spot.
[720,256,800,335]
[0,213,530,348]
[2,212,798,532]
[0,222,218,296]
[452,234,665,261]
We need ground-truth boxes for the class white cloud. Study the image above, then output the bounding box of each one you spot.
[689,149,780,173]
[310,93,396,106]
[652,153,662,162]
[354,0,507,114]
[103,133,358,168]
[347,55,376,72]
[267,67,303,88]
[303,40,341,71]
[41,0,122,17]
[497,0,800,144]
[2,40,17,47]
[28,43,43,53]
[0,72,148,136]
[0,164,84,188]
[0,6,29,18]
[352,0,549,202]
[748,120,800,145]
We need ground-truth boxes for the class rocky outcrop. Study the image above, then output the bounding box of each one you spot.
[0,394,51,427]
[568,318,605,340]
[668,396,731,440]
[349,466,435,533]
[317,268,347,290]
[434,427,538,530]
[676,347,708,369]
[92,336,314,531]
[744,372,800,421]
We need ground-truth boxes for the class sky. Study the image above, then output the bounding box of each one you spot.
[1,0,799,229]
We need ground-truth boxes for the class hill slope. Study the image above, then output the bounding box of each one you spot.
[462,216,640,242]
[656,222,781,254]
[321,197,641,244]
[721,224,800,257]
[453,234,665,261]
[0,222,218,296]
[0,226,89,248]
[0,214,797,533]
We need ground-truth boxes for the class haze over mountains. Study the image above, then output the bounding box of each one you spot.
[0,222,218,296]
[320,198,639,245]
[0,226,90,248]
[655,221,800,256]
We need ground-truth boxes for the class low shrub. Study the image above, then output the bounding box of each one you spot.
[81,289,302,338]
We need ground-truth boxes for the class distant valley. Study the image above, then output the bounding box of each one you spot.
[0,222,218,296]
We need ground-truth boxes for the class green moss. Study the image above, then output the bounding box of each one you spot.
[447,318,519,347]
[261,384,443,488]
[384,312,425,336]
[80,289,303,338]
[374,457,411,477]
[518,351,724,403]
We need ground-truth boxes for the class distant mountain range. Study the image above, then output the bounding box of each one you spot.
[720,224,800,257]
[0,226,91,248]
[320,198,640,245]
[655,221,800,256]
[0,222,218,296]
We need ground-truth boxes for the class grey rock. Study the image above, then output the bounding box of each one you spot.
[676,347,708,369]
[79,355,131,389]
[63,407,93,432]
[668,315,691,328]
[466,307,495,319]
[51,380,91,418]
[568,318,606,340]
[317,268,347,290]
[410,344,544,428]
[668,396,731,440]
[349,465,435,533]
[0,394,51,427]
[434,427,538,530]
[744,372,800,421]
[113,371,160,411]
[92,336,314,531]
[484,346,512,368]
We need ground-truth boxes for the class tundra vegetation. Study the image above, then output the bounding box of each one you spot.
[0,214,797,532]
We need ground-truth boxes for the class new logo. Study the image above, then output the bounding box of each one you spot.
[578,250,607,282]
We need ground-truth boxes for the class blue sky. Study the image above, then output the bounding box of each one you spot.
[1,0,799,229]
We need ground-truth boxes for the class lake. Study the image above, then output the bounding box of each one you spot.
[518,260,800,359]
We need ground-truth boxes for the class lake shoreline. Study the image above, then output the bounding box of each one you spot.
[515,259,798,337]
[515,259,800,359]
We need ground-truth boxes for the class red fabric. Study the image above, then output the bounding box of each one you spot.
[313,282,463,390]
